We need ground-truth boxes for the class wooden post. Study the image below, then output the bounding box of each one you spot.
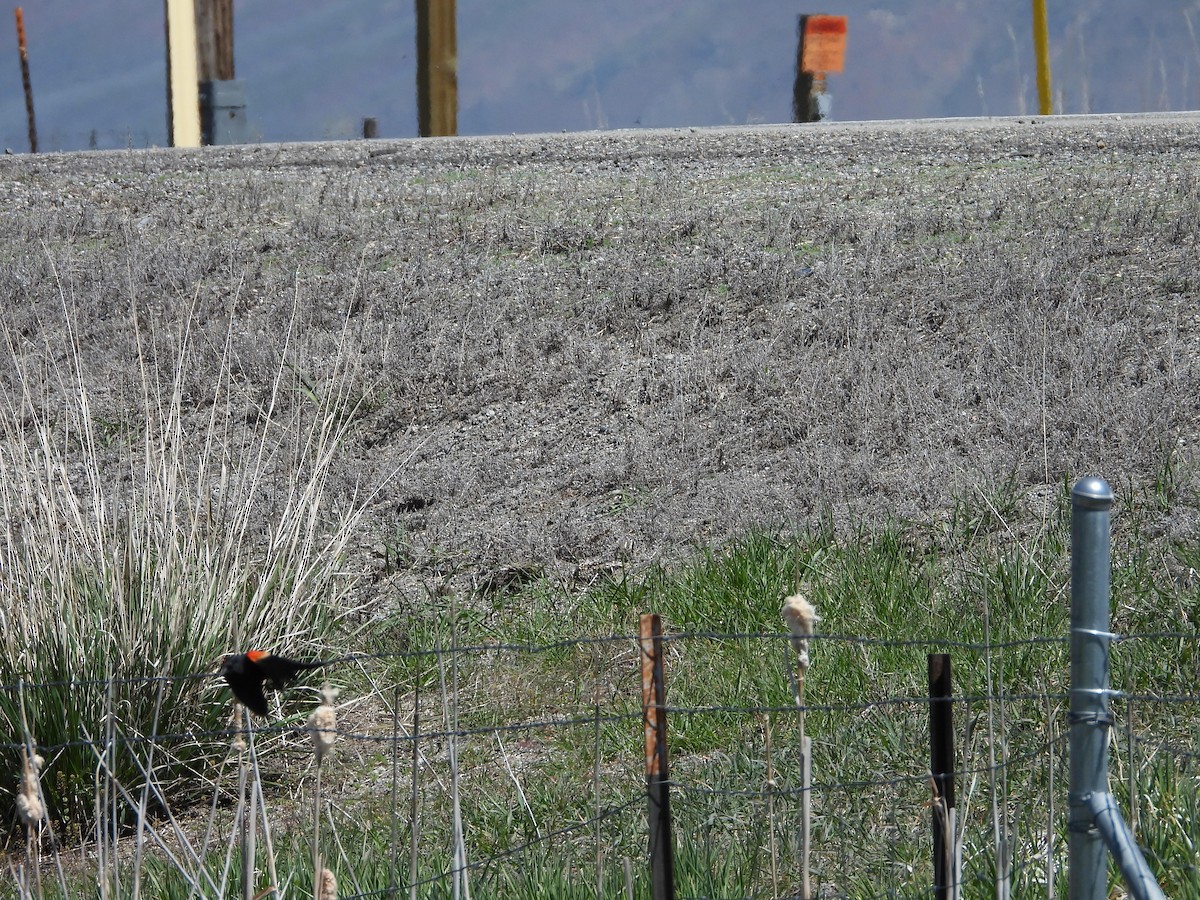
[929,654,957,900]
[13,8,36,153]
[415,0,457,136]
[363,117,379,139]
[164,0,201,147]
[640,613,675,900]
[195,0,234,82]
[1030,0,1053,115]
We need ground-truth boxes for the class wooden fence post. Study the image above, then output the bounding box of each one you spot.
[929,654,957,900]
[640,613,675,900]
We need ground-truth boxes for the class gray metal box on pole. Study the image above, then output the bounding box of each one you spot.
[199,79,249,145]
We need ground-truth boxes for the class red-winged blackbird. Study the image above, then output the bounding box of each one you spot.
[219,651,327,717]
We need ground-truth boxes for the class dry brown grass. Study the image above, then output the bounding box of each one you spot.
[0,115,1196,622]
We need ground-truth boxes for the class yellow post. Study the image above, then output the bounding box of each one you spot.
[1031,0,1053,115]
[164,0,201,147]
[416,0,457,136]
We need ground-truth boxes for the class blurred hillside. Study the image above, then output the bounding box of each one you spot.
[2,0,1200,151]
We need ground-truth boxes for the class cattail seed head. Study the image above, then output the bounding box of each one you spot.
[308,683,339,765]
[781,592,819,670]
[16,790,43,827]
[16,750,44,826]
[317,867,338,900]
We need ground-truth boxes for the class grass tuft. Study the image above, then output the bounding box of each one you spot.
[0,299,367,830]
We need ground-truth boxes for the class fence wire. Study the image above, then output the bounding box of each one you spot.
[3,628,1199,899]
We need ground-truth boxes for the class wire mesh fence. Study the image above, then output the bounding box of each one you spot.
[3,622,1199,899]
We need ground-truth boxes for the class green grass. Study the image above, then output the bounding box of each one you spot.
[5,450,1199,898]
[317,471,1196,899]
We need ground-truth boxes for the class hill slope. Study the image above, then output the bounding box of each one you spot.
[0,115,1197,604]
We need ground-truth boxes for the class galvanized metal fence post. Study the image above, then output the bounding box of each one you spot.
[1068,475,1114,900]
[1068,477,1166,900]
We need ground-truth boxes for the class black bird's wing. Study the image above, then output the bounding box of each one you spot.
[252,653,326,689]
[221,655,270,716]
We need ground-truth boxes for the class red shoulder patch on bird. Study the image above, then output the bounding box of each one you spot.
[246,650,270,662]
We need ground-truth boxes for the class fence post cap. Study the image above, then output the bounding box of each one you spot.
[1071,476,1113,510]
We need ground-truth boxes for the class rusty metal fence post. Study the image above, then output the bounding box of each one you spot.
[1030,0,1053,114]
[640,613,675,900]
[164,0,201,147]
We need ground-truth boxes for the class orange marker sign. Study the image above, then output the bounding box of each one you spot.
[801,15,847,74]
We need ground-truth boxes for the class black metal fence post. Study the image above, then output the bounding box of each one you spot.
[929,653,956,900]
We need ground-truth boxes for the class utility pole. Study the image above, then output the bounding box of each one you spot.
[195,0,234,82]
[194,0,247,144]
[1031,0,1053,114]
[13,7,36,152]
[416,0,457,136]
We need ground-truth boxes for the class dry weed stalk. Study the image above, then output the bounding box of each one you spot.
[928,776,955,900]
[782,593,819,673]
[782,591,819,726]
[782,591,819,900]
[308,684,340,766]
[316,867,338,900]
[762,714,779,899]
[231,704,259,900]
[16,745,45,828]
[309,684,340,897]
[439,644,471,900]
[228,687,280,896]
[251,731,281,899]
[16,742,46,895]
[231,703,248,753]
